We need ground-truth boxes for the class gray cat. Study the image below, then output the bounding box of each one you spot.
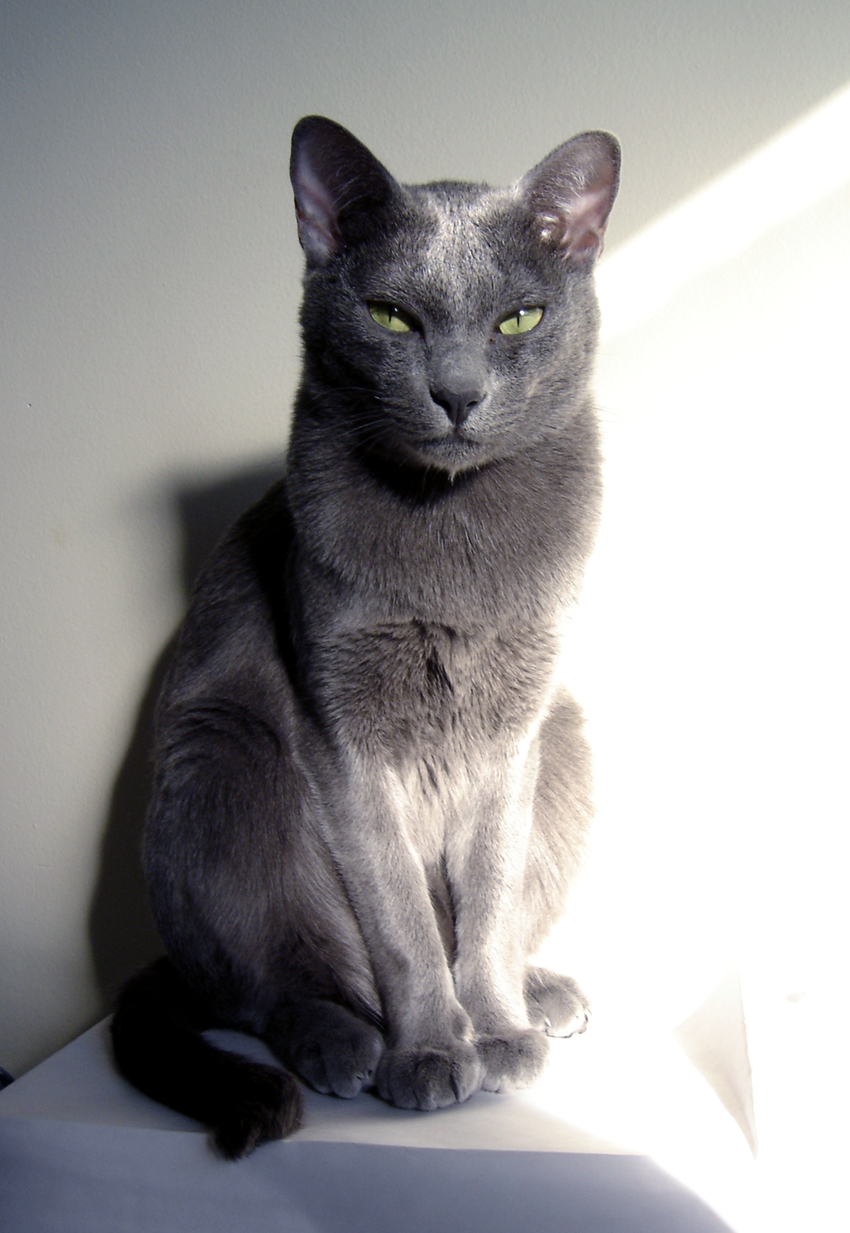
[110,116,620,1158]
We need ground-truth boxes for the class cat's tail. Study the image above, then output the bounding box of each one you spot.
[110,957,303,1158]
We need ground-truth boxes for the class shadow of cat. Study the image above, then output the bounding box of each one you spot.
[88,457,286,1006]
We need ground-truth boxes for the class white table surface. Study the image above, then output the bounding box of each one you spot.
[0,1014,752,1231]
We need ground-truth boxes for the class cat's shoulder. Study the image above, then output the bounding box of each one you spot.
[171,477,296,667]
[191,477,293,593]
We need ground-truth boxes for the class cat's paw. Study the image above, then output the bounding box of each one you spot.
[375,1039,485,1111]
[268,1001,385,1099]
[524,966,591,1037]
[294,1020,385,1099]
[477,1027,550,1093]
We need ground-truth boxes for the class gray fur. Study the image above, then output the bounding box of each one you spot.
[142,117,619,1112]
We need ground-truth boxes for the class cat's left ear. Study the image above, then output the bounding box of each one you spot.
[290,116,398,267]
[518,132,620,261]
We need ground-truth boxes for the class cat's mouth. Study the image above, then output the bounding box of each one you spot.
[411,429,493,473]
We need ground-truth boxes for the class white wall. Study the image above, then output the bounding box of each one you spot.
[1,0,848,1102]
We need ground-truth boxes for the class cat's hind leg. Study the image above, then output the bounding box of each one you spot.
[264,997,385,1099]
[524,966,590,1037]
[518,691,593,1042]
[472,968,589,1092]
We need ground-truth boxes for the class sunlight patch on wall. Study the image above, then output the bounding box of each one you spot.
[596,80,850,338]
[558,81,850,1232]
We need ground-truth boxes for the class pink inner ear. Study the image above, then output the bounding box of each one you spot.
[292,151,342,264]
[522,131,620,263]
[546,185,613,258]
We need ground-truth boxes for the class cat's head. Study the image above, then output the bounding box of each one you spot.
[290,117,619,476]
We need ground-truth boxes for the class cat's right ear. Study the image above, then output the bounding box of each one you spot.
[290,117,398,267]
[519,131,621,262]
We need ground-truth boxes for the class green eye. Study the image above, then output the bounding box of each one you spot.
[497,306,544,336]
[368,303,413,333]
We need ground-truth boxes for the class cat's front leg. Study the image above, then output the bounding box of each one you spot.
[325,763,485,1110]
[449,755,551,1093]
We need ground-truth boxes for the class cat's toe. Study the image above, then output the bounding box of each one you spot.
[524,967,591,1037]
[375,1039,484,1111]
[477,1027,549,1092]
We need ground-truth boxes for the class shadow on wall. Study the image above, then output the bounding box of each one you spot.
[87,457,287,1006]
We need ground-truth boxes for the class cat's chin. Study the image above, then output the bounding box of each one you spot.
[407,434,496,476]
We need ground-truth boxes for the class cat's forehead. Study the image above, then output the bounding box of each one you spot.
[420,181,510,229]
[390,182,543,314]
[416,183,517,260]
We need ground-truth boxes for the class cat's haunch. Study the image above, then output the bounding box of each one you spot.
[111,116,619,1158]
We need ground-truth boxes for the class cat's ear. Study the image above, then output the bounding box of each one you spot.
[518,132,620,261]
[290,116,398,267]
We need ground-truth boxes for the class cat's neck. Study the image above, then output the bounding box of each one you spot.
[285,395,602,630]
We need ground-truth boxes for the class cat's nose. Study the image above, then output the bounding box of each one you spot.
[430,386,485,429]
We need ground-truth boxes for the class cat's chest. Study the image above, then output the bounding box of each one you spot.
[309,610,558,760]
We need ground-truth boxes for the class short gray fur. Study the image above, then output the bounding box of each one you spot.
[118,116,620,1149]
